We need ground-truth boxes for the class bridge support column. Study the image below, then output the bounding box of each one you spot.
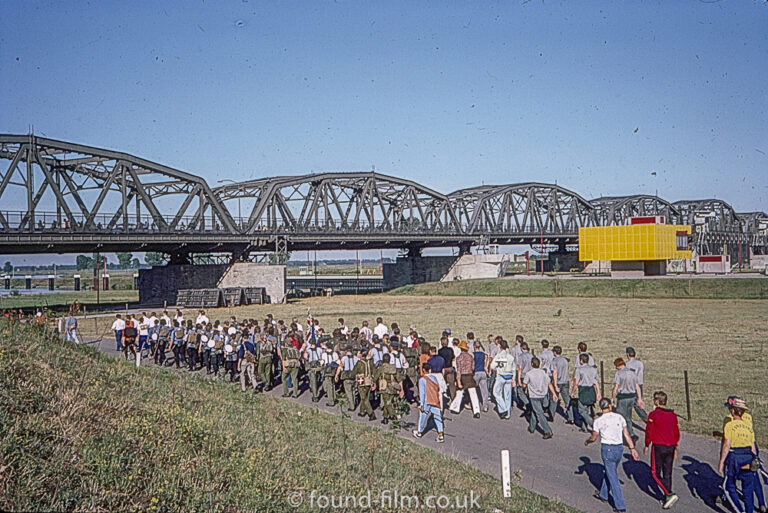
[406,244,423,258]
[168,252,191,265]
[382,252,457,290]
[231,248,250,263]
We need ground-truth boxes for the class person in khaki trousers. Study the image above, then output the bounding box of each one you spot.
[238,338,258,393]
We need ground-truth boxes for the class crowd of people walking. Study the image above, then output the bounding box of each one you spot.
[100,308,767,512]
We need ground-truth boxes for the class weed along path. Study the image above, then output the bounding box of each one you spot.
[90,340,731,513]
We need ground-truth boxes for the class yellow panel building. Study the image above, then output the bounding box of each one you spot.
[579,223,692,275]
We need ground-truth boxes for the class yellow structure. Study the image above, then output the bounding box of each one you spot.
[579,224,692,262]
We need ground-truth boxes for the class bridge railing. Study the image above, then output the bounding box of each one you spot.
[0,211,470,236]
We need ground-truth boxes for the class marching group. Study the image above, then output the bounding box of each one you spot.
[100,309,764,513]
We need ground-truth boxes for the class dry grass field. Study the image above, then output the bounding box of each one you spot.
[81,294,767,446]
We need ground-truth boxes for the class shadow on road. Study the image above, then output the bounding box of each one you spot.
[622,454,661,501]
[575,456,609,491]
[680,455,727,512]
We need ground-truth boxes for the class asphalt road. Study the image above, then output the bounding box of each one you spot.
[90,337,745,513]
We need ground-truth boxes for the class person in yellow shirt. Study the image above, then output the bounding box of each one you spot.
[718,397,761,513]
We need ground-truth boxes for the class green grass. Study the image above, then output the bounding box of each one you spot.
[0,290,139,310]
[390,277,768,299]
[0,320,577,513]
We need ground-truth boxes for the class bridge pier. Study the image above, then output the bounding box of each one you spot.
[168,252,191,265]
[382,253,457,290]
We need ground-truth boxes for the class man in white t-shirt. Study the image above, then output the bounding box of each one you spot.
[360,320,373,342]
[196,310,209,326]
[110,314,125,351]
[337,318,349,336]
[373,317,388,340]
[584,398,639,513]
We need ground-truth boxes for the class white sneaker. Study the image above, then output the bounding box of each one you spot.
[412,430,423,439]
[662,494,678,509]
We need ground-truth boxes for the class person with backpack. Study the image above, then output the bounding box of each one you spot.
[336,345,360,411]
[375,353,403,425]
[154,319,170,365]
[279,334,301,398]
[304,337,324,402]
[572,353,601,432]
[321,341,340,406]
[186,322,199,371]
[123,314,138,360]
[238,334,259,393]
[353,348,377,421]
[170,320,186,368]
[257,334,276,392]
[211,331,224,376]
[223,330,240,382]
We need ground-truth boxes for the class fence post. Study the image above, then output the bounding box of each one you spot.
[684,370,692,421]
[600,360,605,398]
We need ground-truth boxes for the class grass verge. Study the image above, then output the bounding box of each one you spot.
[0,320,577,513]
[389,277,768,299]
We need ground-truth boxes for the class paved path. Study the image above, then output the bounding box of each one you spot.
[90,337,739,513]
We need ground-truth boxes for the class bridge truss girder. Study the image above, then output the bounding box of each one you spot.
[449,182,596,241]
[0,135,235,240]
[590,195,682,226]
[213,172,463,237]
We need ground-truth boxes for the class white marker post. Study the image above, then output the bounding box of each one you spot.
[501,449,511,498]
[136,350,141,369]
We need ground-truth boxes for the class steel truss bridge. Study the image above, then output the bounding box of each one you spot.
[0,134,765,262]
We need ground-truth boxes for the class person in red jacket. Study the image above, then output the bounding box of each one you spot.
[644,390,680,509]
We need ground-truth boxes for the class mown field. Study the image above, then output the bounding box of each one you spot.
[80,293,768,447]
[0,320,576,513]
[392,276,768,299]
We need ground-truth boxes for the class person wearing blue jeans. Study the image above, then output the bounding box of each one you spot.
[490,339,516,420]
[110,314,124,351]
[585,398,640,513]
[413,363,445,443]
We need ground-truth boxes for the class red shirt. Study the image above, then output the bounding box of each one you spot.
[645,407,680,448]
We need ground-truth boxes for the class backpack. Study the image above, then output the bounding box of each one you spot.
[378,363,401,394]
[173,328,185,341]
[158,326,171,340]
[244,346,259,364]
[282,343,300,367]
[260,340,274,360]
[124,322,137,339]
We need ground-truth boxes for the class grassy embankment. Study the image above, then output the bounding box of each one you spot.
[390,277,768,300]
[0,320,576,513]
[79,293,768,447]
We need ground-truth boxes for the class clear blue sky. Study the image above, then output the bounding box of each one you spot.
[2,1,767,265]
